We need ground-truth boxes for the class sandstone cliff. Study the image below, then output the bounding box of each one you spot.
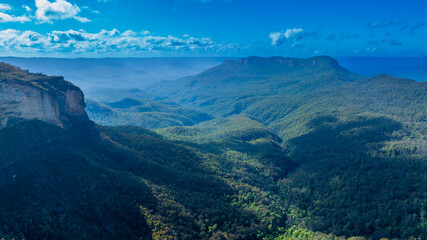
[0,62,89,128]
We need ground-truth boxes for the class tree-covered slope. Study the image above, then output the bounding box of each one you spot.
[0,118,298,239]
[278,115,426,239]
[148,56,363,118]
[0,121,154,240]
[1,58,426,239]
[145,56,427,239]
[157,114,282,143]
[86,97,213,129]
[0,62,295,240]
[148,56,426,155]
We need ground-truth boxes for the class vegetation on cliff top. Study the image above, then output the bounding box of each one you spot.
[0,62,79,95]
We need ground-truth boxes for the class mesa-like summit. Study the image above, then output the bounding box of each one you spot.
[0,56,425,240]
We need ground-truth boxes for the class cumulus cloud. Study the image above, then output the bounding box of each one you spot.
[35,0,90,23]
[73,16,91,23]
[22,5,32,12]
[0,3,11,11]
[0,13,31,23]
[269,28,305,46]
[0,28,242,55]
[0,3,31,23]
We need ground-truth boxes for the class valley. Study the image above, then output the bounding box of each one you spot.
[0,56,425,240]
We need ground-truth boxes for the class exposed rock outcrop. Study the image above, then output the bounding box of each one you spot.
[0,62,89,128]
[223,56,345,69]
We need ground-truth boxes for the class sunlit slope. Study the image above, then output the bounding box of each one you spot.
[148,56,427,239]
[149,56,426,150]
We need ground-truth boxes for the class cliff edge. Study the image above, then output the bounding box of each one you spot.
[0,62,89,128]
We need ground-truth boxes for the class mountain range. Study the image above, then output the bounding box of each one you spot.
[0,56,426,240]
[0,57,228,94]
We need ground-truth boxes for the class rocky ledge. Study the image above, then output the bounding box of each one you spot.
[0,62,89,129]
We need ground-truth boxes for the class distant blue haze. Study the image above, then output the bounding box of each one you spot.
[337,57,427,82]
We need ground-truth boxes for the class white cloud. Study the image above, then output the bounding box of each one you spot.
[122,30,137,37]
[22,5,32,12]
[35,0,90,23]
[73,16,90,23]
[0,28,242,55]
[0,29,47,49]
[0,3,11,11]
[0,3,31,23]
[0,13,31,23]
[270,28,305,46]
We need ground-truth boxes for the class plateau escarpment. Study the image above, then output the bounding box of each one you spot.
[0,62,88,128]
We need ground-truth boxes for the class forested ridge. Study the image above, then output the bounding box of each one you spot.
[0,120,294,239]
[0,57,426,239]
[146,56,427,239]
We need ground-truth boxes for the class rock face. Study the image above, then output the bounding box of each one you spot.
[0,62,89,128]
[222,56,343,68]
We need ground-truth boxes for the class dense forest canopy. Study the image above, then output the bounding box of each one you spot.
[0,57,426,239]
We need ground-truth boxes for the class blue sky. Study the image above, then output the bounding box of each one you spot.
[0,0,426,57]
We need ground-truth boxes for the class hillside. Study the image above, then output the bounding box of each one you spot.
[148,57,426,147]
[0,59,426,239]
[85,88,213,128]
[145,56,427,239]
[148,56,363,118]
[157,114,283,143]
[0,63,299,240]
[0,118,300,239]
[0,64,295,239]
